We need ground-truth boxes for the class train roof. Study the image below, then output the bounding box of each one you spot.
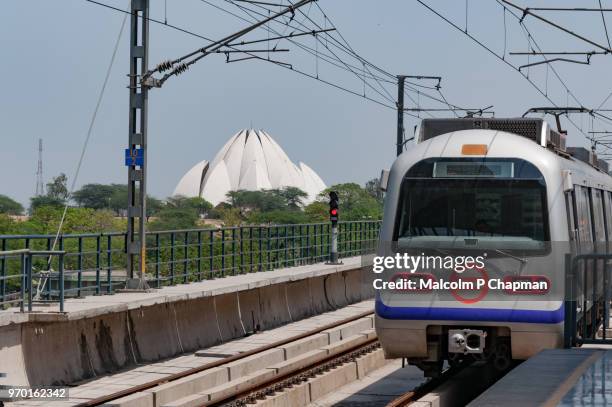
[418,117,609,174]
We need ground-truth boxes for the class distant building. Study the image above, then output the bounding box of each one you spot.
[173,129,326,206]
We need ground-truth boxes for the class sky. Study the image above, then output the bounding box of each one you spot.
[2,0,612,206]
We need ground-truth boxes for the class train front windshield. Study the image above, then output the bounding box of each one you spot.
[395,158,549,248]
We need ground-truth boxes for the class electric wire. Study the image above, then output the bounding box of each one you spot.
[84,0,398,111]
[599,0,612,49]
[219,0,397,104]
[417,0,610,150]
[37,3,129,298]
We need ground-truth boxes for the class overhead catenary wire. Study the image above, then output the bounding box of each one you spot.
[84,0,399,111]
[219,0,398,105]
[226,0,477,114]
[599,0,612,49]
[416,0,611,151]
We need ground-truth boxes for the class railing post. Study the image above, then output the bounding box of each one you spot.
[209,230,214,279]
[221,229,226,276]
[27,253,33,312]
[96,235,101,295]
[155,233,161,287]
[59,252,65,313]
[197,231,202,280]
[240,227,244,274]
[266,227,271,270]
[77,236,83,297]
[19,252,26,313]
[313,225,318,262]
[258,227,263,272]
[183,231,189,283]
[284,226,288,267]
[231,228,236,275]
[107,234,112,294]
[306,224,311,263]
[249,227,253,273]
[170,232,176,285]
[0,239,6,305]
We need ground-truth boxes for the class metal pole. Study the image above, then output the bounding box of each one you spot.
[330,223,339,264]
[126,0,150,290]
[396,75,406,156]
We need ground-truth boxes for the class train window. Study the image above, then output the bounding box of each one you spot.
[589,189,606,242]
[396,158,549,249]
[574,186,593,243]
[395,178,548,244]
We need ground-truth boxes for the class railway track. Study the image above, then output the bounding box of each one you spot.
[209,338,381,406]
[77,310,375,407]
[385,360,514,407]
[385,362,470,407]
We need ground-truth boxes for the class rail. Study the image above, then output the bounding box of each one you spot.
[0,221,380,311]
[564,252,612,346]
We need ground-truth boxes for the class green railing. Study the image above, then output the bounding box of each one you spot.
[0,221,381,310]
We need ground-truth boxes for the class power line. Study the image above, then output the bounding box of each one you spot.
[84,0,398,110]
[416,0,609,150]
[599,0,612,49]
[501,0,612,53]
[220,0,397,104]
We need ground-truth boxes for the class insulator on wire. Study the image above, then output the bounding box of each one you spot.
[173,63,189,75]
[156,60,173,72]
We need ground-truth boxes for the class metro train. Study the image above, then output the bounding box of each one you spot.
[374,117,612,376]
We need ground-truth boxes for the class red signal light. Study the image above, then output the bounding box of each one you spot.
[330,208,338,216]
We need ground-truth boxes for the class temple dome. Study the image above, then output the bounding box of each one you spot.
[173,129,326,205]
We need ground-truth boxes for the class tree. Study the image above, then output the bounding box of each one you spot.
[167,195,213,217]
[225,190,284,215]
[24,206,123,234]
[0,195,24,215]
[219,207,241,226]
[304,201,327,222]
[147,196,164,218]
[225,187,308,216]
[46,173,69,201]
[247,209,311,224]
[29,195,64,213]
[0,214,16,234]
[365,178,383,204]
[275,187,308,209]
[316,183,382,221]
[73,184,116,210]
[149,208,199,231]
[108,184,128,215]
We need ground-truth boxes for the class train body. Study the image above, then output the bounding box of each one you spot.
[375,117,612,375]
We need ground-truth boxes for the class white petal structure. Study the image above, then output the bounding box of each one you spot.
[173,129,327,206]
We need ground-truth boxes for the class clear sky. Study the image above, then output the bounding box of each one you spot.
[2,0,612,206]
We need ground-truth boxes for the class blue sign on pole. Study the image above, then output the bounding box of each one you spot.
[125,148,144,166]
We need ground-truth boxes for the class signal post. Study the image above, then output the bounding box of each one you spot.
[327,191,342,265]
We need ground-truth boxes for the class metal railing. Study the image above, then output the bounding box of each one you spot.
[0,221,381,311]
[0,249,66,312]
[564,252,612,347]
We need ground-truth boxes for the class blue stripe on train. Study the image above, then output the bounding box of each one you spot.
[375,300,564,324]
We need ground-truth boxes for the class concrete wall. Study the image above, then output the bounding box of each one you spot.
[0,266,373,387]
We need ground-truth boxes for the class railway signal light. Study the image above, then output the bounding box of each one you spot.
[329,191,339,223]
[327,190,341,265]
